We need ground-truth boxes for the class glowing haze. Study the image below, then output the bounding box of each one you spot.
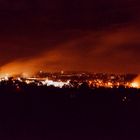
[0,0,140,75]
[131,75,140,88]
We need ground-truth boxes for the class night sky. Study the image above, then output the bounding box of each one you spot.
[0,0,140,74]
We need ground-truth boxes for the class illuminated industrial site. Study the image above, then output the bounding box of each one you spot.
[0,71,139,89]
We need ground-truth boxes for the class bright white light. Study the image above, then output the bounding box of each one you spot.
[131,82,139,88]
[4,76,9,81]
[0,73,9,80]
[17,77,22,81]
[25,80,31,84]
[42,79,70,88]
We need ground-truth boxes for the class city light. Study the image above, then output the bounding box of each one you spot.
[42,79,70,88]
[0,72,139,89]
[130,82,139,88]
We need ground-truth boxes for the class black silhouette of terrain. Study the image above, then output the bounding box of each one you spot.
[0,84,140,140]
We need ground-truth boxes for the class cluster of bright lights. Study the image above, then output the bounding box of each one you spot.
[0,73,139,89]
[130,82,139,88]
[42,79,70,88]
[0,74,10,81]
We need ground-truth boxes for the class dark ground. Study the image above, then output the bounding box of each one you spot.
[0,86,140,140]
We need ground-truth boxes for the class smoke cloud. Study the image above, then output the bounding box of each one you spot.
[0,24,140,76]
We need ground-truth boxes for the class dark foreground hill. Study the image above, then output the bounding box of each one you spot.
[0,86,140,140]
